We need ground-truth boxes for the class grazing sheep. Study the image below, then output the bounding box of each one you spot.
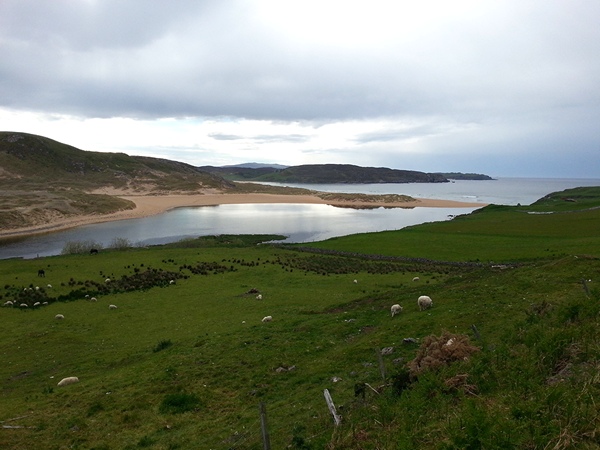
[19,303,28,308]
[3,301,13,307]
[109,304,117,310]
[57,376,79,387]
[418,295,433,311]
[38,269,45,277]
[33,302,41,307]
[90,297,97,302]
[55,314,65,320]
[412,276,420,282]
[47,284,52,288]
[42,302,48,305]
[353,279,358,284]
[105,278,111,283]
[256,294,263,300]
[262,315,273,323]
[391,304,403,317]
[169,280,175,285]
[90,248,99,255]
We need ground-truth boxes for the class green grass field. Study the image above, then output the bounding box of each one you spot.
[1,188,599,449]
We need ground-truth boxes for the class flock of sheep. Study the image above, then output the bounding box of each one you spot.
[4,268,434,387]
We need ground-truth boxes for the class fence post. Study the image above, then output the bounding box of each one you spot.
[471,324,481,341]
[258,402,271,450]
[376,347,386,381]
[324,389,342,426]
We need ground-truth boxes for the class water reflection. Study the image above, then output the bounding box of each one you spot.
[0,203,477,260]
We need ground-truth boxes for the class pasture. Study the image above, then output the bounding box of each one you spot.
[1,188,600,449]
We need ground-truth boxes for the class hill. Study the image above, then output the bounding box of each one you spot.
[0,132,235,230]
[0,132,232,192]
[200,163,451,183]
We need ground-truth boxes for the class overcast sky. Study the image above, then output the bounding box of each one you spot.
[1,1,599,178]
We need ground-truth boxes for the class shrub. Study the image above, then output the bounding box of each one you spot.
[153,339,173,353]
[61,240,103,255]
[159,393,202,414]
[108,237,133,250]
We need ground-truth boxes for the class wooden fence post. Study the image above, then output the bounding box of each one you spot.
[324,389,342,426]
[376,347,386,381]
[258,402,271,450]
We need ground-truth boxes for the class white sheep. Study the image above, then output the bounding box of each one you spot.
[105,278,111,283]
[109,304,118,310]
[3,301,13,307]
[47,284,52,288]
[353,279,358,284]
[262,315,272,323]
[412,276,420,282]
[256,294,263,300]
[417,295,433,311]
[90,297,97,302]
[391,304,403,317]
[55,314,65,320]
[20,303,28,308]
[169,280,175,285]
[33,302,41,307]
[57,376,79,387]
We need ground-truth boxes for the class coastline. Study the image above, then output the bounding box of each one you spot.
[0,192,486,239]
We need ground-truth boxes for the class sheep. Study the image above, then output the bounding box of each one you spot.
[57,376,79,387]
[55,314,65,320]
[262,315,272,323]
[47,284,52,288]
[417,295,433,311]
[105,278,111,283]
[391,304,403,317]
[3,301,13,307]
[33,302,41,307]
[109,304,118,310]
[20,303,28,308]
[38,269,45,277]
[90,297,97,302]
[412,276,420,282]
[256,294,263,300]
[169,280,175,285]
[353,279,358,284]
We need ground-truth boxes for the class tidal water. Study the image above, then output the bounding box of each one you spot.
[1,177,598,260]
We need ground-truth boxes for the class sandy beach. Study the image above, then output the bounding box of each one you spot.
[0,192,485,239]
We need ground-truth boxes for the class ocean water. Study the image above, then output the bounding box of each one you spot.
[1,177,598,260]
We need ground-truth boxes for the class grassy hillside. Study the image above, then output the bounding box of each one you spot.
[0,132,235,230]
[304,187,600,263]
[1,187,599,449]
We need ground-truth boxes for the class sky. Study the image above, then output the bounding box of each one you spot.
[1,0,599,178]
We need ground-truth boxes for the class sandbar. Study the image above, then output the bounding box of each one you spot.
[0,192,486,239]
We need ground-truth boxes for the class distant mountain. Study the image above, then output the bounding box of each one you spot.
[222,162,289,169]
[200,163,449,184]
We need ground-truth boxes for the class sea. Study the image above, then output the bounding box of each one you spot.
[1,177,598,260]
